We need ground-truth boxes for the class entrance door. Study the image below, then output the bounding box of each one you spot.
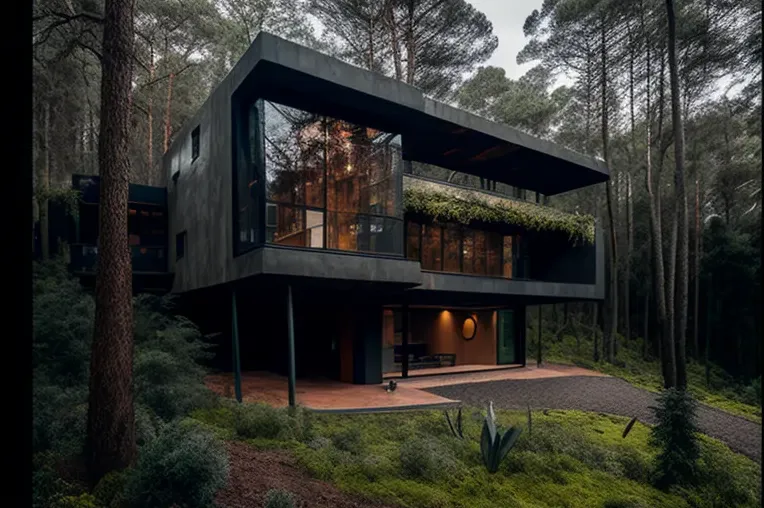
[497,310,516,364]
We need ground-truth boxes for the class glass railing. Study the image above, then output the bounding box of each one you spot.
[265,202,404,256]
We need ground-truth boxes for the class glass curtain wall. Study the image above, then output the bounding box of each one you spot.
[406,220,529,278]
[262,100,403,256]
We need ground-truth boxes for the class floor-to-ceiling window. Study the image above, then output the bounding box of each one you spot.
[258,100,403,256]
[405,220,529,278]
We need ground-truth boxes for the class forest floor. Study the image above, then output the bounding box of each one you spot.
[425,374,762,462]
[539,334,762,424]
[194,404,761,508]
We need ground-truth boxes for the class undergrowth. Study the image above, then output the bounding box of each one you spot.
[191,405,762,508]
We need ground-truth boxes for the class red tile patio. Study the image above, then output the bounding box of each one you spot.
[205,363,606,412]
[204,371,460,412]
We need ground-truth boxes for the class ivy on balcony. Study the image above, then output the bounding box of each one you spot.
[402,176,595,245]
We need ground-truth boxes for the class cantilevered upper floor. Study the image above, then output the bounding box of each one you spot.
[162,31,608,298]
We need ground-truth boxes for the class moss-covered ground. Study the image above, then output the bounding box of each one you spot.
[191,403,761,508]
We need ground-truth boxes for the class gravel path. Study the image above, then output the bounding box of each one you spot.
[425,375,762,463]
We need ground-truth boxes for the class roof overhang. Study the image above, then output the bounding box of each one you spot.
[230,32,610,196]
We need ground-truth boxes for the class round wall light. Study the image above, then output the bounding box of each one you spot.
[462,316,477,340]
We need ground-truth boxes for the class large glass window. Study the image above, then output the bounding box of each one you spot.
[406,220,523,278]
[234,101,261,254]
[258,100,402,255]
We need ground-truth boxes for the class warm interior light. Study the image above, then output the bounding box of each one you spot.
[462,316,477,340]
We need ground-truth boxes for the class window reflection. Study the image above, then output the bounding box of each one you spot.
[261,100,403,255]
[407,220,522,278]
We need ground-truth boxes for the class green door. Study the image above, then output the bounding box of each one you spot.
[497,310,516,364]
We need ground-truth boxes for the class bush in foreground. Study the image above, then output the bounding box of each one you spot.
[123,421,229,508]
[265,489,297,508]
[399,435,465,482]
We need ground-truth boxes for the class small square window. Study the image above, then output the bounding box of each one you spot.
[191,126,200,162]
[176,231,187,261]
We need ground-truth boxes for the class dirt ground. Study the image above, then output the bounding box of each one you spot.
[215,441,397,508]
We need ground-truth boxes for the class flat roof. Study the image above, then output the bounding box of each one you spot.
[225,32,609,195]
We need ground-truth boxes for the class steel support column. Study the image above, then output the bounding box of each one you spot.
[231,289,242,403]
[287,285,297,407]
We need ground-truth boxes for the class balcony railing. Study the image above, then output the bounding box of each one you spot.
[70,243,168,274]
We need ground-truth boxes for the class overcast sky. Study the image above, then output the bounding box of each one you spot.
[469,0,545,80]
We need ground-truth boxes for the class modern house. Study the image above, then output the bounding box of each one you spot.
[58,32,608,397]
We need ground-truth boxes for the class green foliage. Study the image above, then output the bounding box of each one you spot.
[93,470,128,508]
[649,389,701,489]
[480,402,523,473]
[133,294,216,421]
[331,426,363,454]
[33,452,78,508]
[264,489,297,508]
[403,179,595,245]
[51,493,98,508]
[123,421,229,508]
[399,435,465,482]
[233,403,293,440]
[193,406,759,507]
[33,261,94,386]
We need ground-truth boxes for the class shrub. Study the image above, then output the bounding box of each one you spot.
[331,427,363,454]
[233,403,292,440]
[133,295,216,422]
[93,470,128,508]
[692,437,761,507]
[602,498,650,508]
[33,452,77,508]
[123,421,229,508]
[649,388,701,489]
[399,435,464,482]
[265,489,297,508]
[33,382,87,456]
[307,436,332,450]
[33,261,94,387]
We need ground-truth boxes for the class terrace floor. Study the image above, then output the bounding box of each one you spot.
[204,364,606,413]
[383,363,523,379]
[204,371,459,413]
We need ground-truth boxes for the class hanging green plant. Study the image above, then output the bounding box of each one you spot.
[403,176,595,245]
[37,187,82,220]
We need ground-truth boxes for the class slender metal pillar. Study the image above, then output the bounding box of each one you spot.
[231,289,242,403]
[287,285,297,407]
[537,305,542,368]
[401,304,409,378]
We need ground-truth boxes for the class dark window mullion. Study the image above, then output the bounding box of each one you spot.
[440,225,445,271]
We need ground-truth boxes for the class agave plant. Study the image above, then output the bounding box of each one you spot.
[480,402,523,473]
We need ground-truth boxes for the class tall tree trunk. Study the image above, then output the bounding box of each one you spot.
[147,44,154,186]
[643,289,650,359]
[601,17,617,364]
[642,0,675,387]
[387,3,403,81]
[38,101,51,260]
[666,0,689,390]
[163,72,175,153]
[592,302,599,362]
[626,173,633,343]
[86,0,137,486]
[405,2,415,85]
[693,178,701,360]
